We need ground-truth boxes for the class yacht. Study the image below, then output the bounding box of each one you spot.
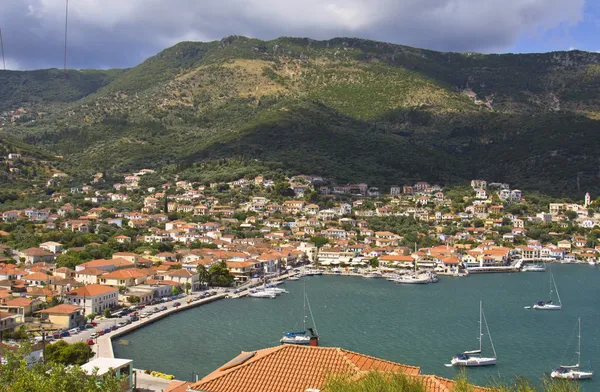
[394,271,438,284]
[449,300,497,367]
[363,272,383,279]
[521,263,546,272]
[527,269,562,310]
[551,318,593,380]
[248,291,276,299]
[305,269,324,276]
[281,282,319,346]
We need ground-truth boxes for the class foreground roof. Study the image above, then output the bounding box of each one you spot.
[190,345,420,392]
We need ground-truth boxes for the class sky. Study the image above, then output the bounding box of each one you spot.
[0,0,598,70]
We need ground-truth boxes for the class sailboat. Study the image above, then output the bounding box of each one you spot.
[280,281,319,346]
[448,300,497,367]
[551,318,593,380]
[529,269,562,310]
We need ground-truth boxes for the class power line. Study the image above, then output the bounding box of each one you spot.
[64,0,69,74]
[0,27,5,71]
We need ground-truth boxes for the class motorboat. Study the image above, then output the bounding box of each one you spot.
[248,291,276,299]
[521,263,546,272]
[394,271,438,284]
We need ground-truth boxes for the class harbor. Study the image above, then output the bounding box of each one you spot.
[113,263,600,390]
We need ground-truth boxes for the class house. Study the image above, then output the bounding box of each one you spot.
[189,344,481,392]
[22,272,53,287]
[76,258,134,272]
[39,241,63,254]
[81,358,134,391]
[74,268,105,285]
[19,248,56,264]
[98,269,148,288]
[0,298,40,322]
[37,304,83,329]
[557,240,572,251]
[65,284,119,315]
[158,269,200,290]
[0,311,20,333]
[115,235,131,243]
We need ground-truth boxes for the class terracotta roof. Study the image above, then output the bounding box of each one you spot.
[23,272,52,281]
[66,284,117,297]
[165,380,191,392]
[190,345,420,392]
[76,267,106,276]
[418,374,489,392]
[4,298,32,307]
[21,248,54,257]
[101,268,148,279]
[38,304,80,315]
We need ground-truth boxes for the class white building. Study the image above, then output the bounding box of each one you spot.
[65,284,119,315]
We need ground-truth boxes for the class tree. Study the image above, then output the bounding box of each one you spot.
[208,261,234,287]
[197,264,210,287]
[369,257,379,268]
[104,308,112,319]
[0,343,121,391]
[86,313,97,321]
[310,236,329,248]
[565,210,578,221]
[172,285,182,296]
[185,282,192,294]
[44,341,93,366]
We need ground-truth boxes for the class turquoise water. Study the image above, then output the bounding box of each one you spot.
[114,264,600,389]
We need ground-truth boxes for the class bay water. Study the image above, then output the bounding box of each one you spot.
[113,264,600,389]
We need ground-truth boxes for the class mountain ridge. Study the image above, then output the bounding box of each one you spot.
[2,36,600,196]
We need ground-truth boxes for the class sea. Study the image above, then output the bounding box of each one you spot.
[113,264,600,389]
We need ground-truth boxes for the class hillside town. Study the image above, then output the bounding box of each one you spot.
[0,162,599,341]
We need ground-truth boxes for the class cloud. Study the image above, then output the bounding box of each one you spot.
[0,0,586,70]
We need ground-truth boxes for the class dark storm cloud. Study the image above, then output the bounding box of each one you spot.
[0,0,585,70]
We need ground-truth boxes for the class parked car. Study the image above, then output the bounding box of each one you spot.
[159,305,167,311]
[103,328,111,334]
[86,339,94,345]
[68,328,79,335]
[52,333,60,339]
[85,324,94,329]
[90,332,98,339]
[96,330,104,336]
[59,331,71,338]
[90,321,98,327]
[172,302,181,307]
[111,325,119,331]
[140,312,149,319]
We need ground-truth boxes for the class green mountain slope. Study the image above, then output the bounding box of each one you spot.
[3,36,600,196]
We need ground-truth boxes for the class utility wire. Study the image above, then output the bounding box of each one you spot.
[0,27,6,70]
[64,0,69,74]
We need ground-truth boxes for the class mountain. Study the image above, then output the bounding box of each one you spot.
[2,36,600,196]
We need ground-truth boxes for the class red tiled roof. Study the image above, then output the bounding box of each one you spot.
[4,298,32,307]
[38,304,80,315]
[190,345,420,392]
[66,284,117,297]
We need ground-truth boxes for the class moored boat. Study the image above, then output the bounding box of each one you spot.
[281,282,319,346]
[449,300,497,367]
[551,318,593,380]
[522,263,546,272]
[248,291,276,299]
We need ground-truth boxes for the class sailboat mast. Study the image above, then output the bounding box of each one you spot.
[479,300,483,352]
[303,281,307,331]
[552,272,562,305]
[577,317,581,367]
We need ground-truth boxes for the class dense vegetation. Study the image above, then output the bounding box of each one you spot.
[2,36,600,196]
[323,370,579,392]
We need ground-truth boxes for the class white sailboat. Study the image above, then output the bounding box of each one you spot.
[280,281,319,345]
[551,318,593,380]
[529,269,562,310]
[448,300,497,367]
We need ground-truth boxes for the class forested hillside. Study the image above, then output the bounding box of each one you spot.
[2,36,600,196]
